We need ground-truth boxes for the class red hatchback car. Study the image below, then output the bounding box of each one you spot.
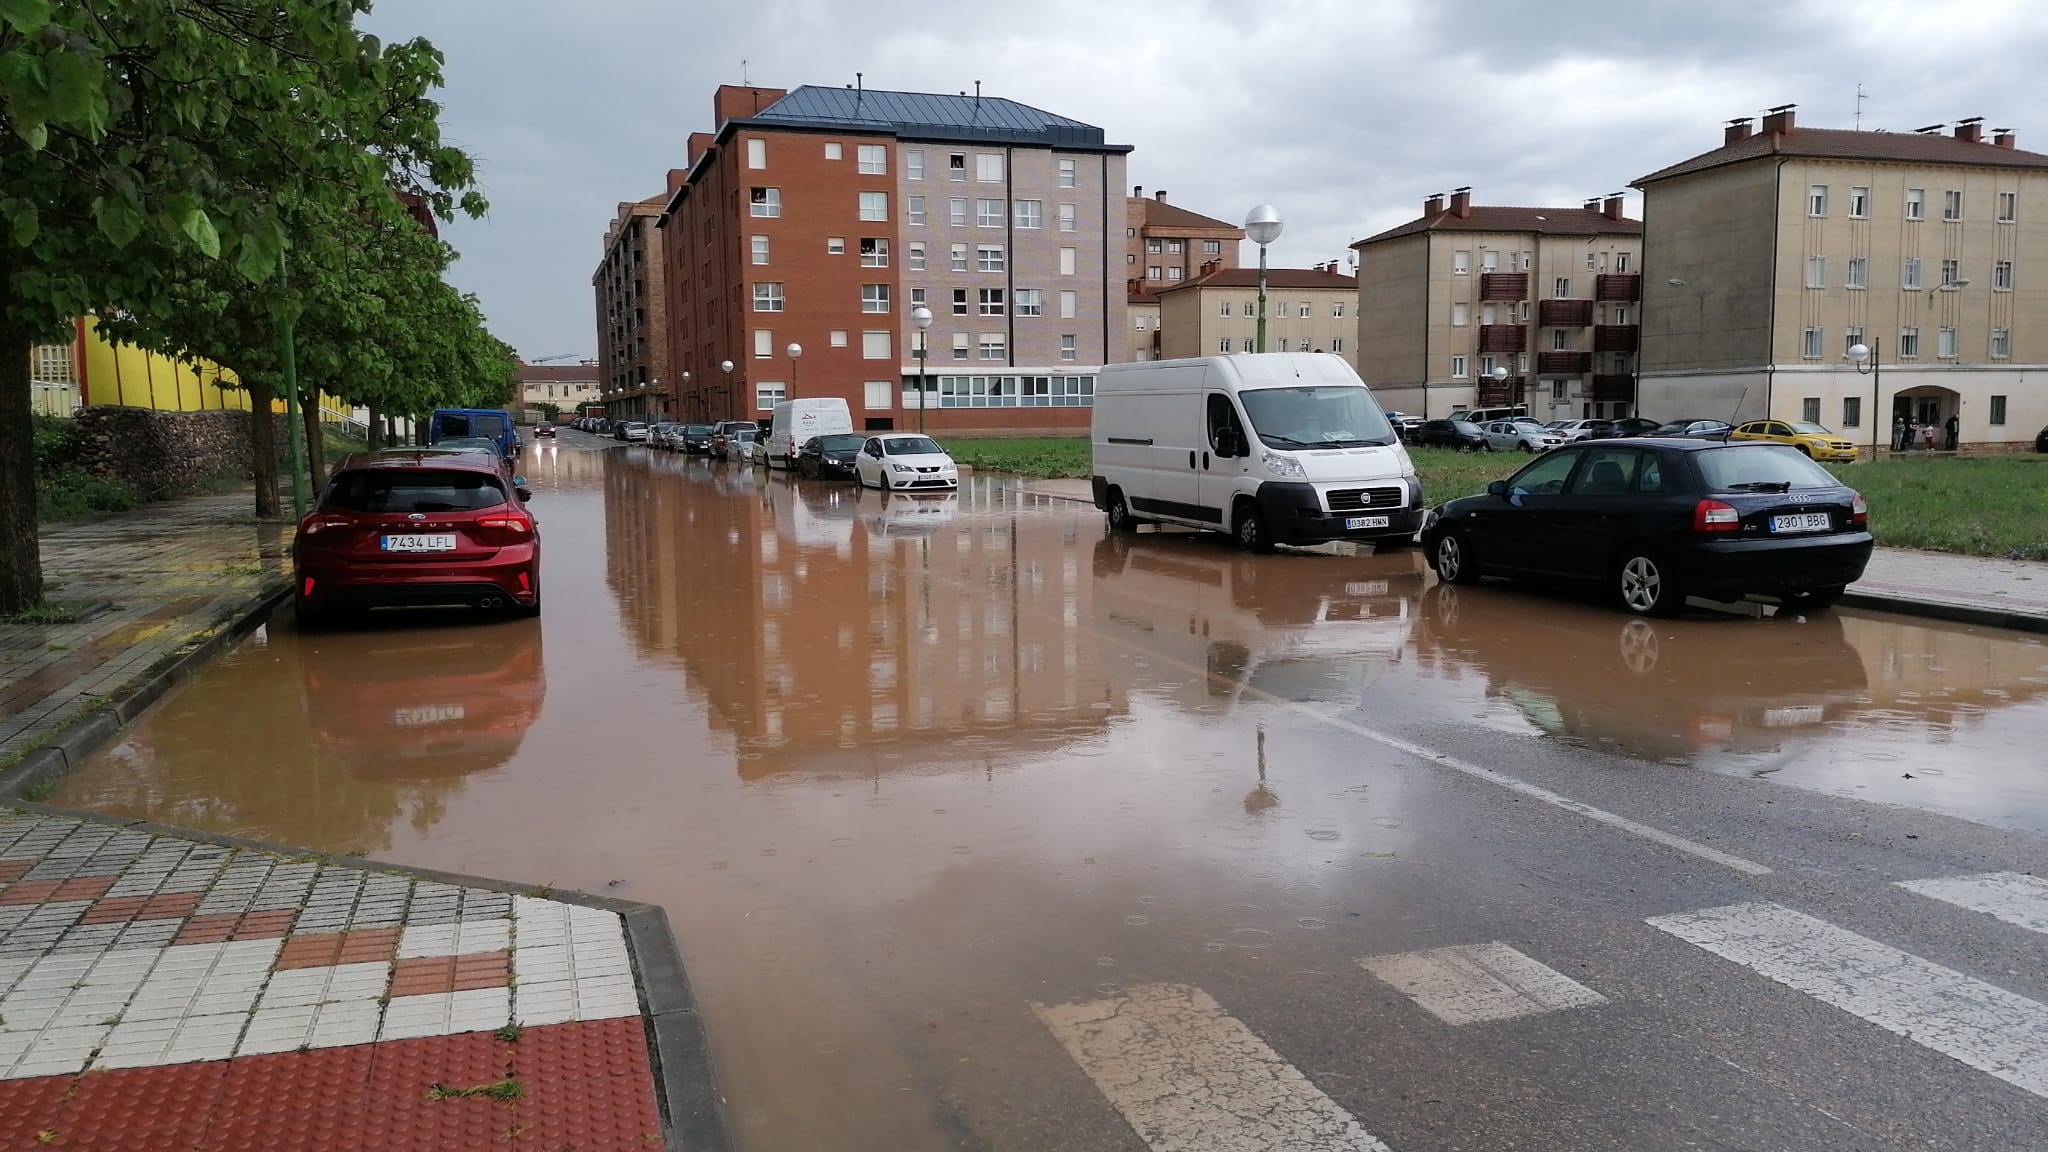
[293,452,539,625]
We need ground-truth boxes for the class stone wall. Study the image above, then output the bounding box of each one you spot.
[71,406,289,495]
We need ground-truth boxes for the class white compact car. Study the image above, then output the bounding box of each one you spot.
[854,434,960,490]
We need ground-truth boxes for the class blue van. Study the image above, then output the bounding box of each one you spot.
[428,408,517,457]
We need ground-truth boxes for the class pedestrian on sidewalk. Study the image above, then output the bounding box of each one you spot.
[1944,414,1959,451]
[1892,415,1906,451]
[1902,416,1917,451]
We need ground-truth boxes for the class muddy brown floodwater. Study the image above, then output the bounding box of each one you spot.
[54,442,2048,1150]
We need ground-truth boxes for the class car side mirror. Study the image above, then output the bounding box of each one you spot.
[513,476,527,486]
[516,488,533,503]
[1486,480,1509,498]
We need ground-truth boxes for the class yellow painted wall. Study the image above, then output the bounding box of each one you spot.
[77,316,344,415]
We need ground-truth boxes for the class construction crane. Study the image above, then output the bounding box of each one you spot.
[525,353,586,364]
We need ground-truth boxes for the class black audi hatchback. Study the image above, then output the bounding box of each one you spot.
[1421,439,1872,616]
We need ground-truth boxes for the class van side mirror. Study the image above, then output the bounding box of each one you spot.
[1216,429,1243,457]
[1486,480,1509,498]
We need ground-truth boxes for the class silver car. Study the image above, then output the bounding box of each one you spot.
[1484,419,1565,453]
[1546,419,1606,443]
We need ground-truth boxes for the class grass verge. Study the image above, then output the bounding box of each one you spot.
[942,438,1091,479]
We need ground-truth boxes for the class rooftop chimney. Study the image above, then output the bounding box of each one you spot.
[1133,185,1143,198]
[1995,128,2018,149]
[1450,187,1472,219]
[712,84,786,128]
[1761,104,1796,136]
[1603,195,1624,221]
[1725,117,1754,144]
[1155,189,1167,201]
[1954,117,1985,143]
[687,131,716,167]
[1425,193,1445,215]
[1584,198,1601,212]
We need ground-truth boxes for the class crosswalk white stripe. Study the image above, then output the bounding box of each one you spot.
[1896,872,2048,936]
[1648,901,2048,1100]
[1358,942,1606,1025]
[1033,983,1394,1151]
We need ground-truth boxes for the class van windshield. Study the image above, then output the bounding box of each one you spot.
[1237,386,1397,449]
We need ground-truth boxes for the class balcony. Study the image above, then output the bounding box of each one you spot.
[1478,324,1527,354]
[1593,325,1640,353]
[1538,298,1594,327]
[1589,374,1636,401]
[1479,272,1529,301]
[1537,351,1592,375]
[1595,273,1642,302]
[1476,377,1524,406]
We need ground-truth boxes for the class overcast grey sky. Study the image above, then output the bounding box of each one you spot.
[363,0,2043,361]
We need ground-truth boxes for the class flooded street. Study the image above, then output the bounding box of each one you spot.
[53,436,2048,1151]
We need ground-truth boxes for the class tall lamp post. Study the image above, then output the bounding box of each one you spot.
[1245,204,1284,353]
[1489,364,1515,411]
[911,304,933,433]
[1848,340,1882,456]
[720,359,735,420]
[680,371,691,422]
[786,343,803,402]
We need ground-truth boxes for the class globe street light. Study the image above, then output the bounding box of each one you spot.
[721,359,735,421]
[1245,205,1284,353]
[1848,340,1881,456]
[1490,364,1514,411]
[911,304,934,433]
[786,342,803,402]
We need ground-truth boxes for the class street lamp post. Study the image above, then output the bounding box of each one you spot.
[1490,364,1514,411]
[911,304,933,434]
[786,342,803,402]
[680,371,691,422]
[1848,339,1882,456]
[720,359,735,420]
[1245,204,1284,353]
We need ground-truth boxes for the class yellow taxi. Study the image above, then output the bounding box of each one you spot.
[1729,420,1859,462]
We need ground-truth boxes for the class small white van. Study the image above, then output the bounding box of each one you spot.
[1090,354,1422,552]
[765,398,853,470]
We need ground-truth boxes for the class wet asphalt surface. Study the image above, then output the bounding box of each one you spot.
[54,429,2048,1151]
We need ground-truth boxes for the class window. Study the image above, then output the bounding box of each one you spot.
[830,330,849,348]
[1991,395,2008,425]
[750,187,780,217]
[1014,199,1042,229]
[1452,303,1470,326]
[1298,302,1311,318]
[1842,396,1861,428]
[976,153,1004,182]
[1167,267,1183,281]
[1995,260,2014,290]
[1905,188,1925,220]
[1850,186,1869,218]
[1060,248,1077,275]
[907,196,926,225]
[1802,397,1821,424]
[1993,327,2011,358]
[826,236,846,255]
[753,282,784,312]
[1847,257,1867,289]
[1008,290,1040,317]
[977,198,1004,227]
[1611,305,1631,325]
[951,333,969,360]
[747,138,766,169]
[1453,250,1471,274]
[863,330,891,360]
[1551,379,1569,401]
[908,242,926,271]
[1219,299,1232,317]
[949,153,966,181]
[1243,302,1254,317]
[977,245,1006,273]
[949,198,968,226]
[756,382,785,409]
[1272,301,1286,318]
[1939,258,1962,287]
[1278,338,1293,353]
[864,380,893,410]
[1616,252,1631,273]
[1061,335,1077,361]
[1146,238,1163,254]
[1806,255,1826,288]
[1902,257,1922,290]
[1330,337,1345,353]
[1802,326,1823,359]
[907,149,925,180]
[1058,203,1076,232]
[978,288,1005,315]
[1808,184,1829,216]
[1203,239,1221,255]
[1147,265,1163,280]
[860,238,889,267]
[1167,240,1184,255]
[1553,276,1571,298]
[1943,189,1963,221]
[1899,326,1920,358]
[1845,325,1865,355]
[1479,355,1496,377]
[857,144,886,174]
[951,288,968,315]
[1552,328,1571,350]
[1332,300,1346,318]
[824,141,842,161]
[908,287,925,308]
[859,192,888,221]
[1450,355,1468,378]
[1126,253,1137,265]
[1586,250,1598,271]
[950,243,968,272]
[979,332,1005,360]
[1938,326,1957,358]
[1058,158,1076,188]
[754,329,772,359]
[1482,250,1500,272]
[1218,336,1231,353]
[1135,314,1149,330]
[1998,191,2017,223]
[862,284,891,313]
[1059,290,1077,318]
[751,235,769,265]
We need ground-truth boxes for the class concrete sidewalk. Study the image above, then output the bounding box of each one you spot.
[1019,478,2048,632]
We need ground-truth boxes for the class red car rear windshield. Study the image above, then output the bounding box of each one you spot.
[325,469,507,513]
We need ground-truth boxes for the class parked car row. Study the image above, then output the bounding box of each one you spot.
[1401,414,1863,460]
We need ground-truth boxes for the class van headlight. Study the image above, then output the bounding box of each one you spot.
[1261,451,1306,479]
[1394,445,1417,478]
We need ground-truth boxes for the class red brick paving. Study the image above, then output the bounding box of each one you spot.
[389,951,512,997]
[272,927,401,970]
[79,890,209,926]
[170,909,298,945]
[0,860,31,884]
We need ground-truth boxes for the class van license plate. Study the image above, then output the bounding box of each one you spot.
[1769,513,1830,533]
[382,534,457,552]
[1345,516,1390,530]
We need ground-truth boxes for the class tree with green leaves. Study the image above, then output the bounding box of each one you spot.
[0,0,484,612]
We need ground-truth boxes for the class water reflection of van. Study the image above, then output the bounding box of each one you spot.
[303,623,545,779]
[862,492,958,540]
[1092,535,1420,708]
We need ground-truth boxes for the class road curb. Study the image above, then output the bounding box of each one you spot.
[1838,589,2048,634]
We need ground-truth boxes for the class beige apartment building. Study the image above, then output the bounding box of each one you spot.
[592,193,673,420]
[1636,107,2048,449]
[1353,190,1644,419]
[1126,189,1243,362]
[1156,265,1358,368]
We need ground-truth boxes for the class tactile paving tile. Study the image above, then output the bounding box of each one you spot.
[53,1059,229,1148]
[204,1045,374,1152]
[0,1074,72,1147]
[513,1017,655,1084]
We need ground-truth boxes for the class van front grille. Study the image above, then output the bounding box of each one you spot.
[1326,487,1403,512]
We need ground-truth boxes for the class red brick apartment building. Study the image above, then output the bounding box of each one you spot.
[653,83,1132,433]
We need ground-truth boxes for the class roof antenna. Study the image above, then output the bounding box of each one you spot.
[1854,81,1867,130]
[974,79,982,120]
[855,71,863,111]
[741,58,749,86]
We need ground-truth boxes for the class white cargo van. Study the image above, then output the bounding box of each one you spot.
[764,398,853,470]
[1090,354,1422,552]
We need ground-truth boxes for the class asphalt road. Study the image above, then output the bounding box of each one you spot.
[57,432,2048,1152]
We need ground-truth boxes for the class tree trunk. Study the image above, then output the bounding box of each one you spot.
[0,318,44,614]
[365,402,384,450]
[300,388,325,488]
[245,380,281,518]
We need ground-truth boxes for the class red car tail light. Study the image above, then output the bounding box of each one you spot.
[477,514,533,534]
[1850,492,1868,526]
[1693,499,1741,533]
[302,577,315,596]
[299,515,354,536]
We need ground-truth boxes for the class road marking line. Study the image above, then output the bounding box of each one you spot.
[1896,872,2048,936]
[1647,901,2048,1099]
[1357,941,1606,1025]
[1032,982,1393,1152]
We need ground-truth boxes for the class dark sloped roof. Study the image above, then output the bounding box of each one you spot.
[745,85,1126,151]
[1157,268,1356,294]
[1357,206,1642,246]
[1635,126,2048,186]
[1133,197,1242,234]
[518,364,600,383]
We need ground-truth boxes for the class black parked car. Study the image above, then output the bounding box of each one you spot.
[679,424,716,454]
[1421,439,1872,616]
[1653,418,1735,439]
[1415,418,1490,451]
[1596,417,1664,439]
[796,433,866,479]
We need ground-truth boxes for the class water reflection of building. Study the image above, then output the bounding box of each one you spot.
[605,461,1124,776]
